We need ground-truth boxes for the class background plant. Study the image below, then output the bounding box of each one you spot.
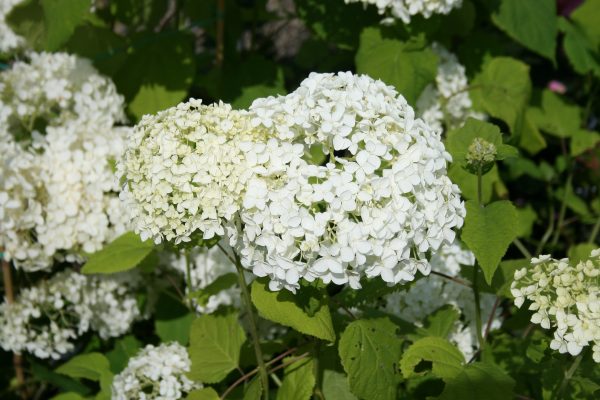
[0,0,599,399]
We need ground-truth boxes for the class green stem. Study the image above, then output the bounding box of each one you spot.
[588,216,600,244]
[313,341,325,400]
[477,165,483,207]
[551,172,573,247]
[233,253,269,400]
[184,251,195,310]
[535,186,555,255]
[472,264,485,359]
[513,238,532,259]
[554,353,583,400]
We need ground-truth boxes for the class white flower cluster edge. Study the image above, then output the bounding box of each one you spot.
[343,0,463,24]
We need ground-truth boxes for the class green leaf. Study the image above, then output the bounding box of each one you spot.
[400,337,464,380]
[50,394,85,400]
[471,57,531,136]
[276,357,315,400]
[515,205,537,238]
[82,232,155,274]
[64,24,128,75]
[559,17,600,77]
[338,318,402,400]
[518,110,547,154]
[5,0,47,50]
[446,119,518,171]
[106,335,141,374]
[41,0,90,51]
[448,163,503,204]
[437,362,515,400]
[322,370,358,400]
[251,278,335,342]
[56,353,111,382]
[571,0,600,48]
[462,200,519,284]
[355,27,437,104]
[186,387,220,400]
[243,377,263,400]
[568,243,597,264]
[416,305,460,339]
[30,361,91,396]
[187,312,246,383]
[491,0,557,61]
[571,129,600,156]
[188,273,238,308]
[528,90,582,138]
[114,33,195,120]
[155,292,195,346]
[56,353,113,399]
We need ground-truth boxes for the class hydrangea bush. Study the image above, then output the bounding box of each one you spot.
[1,0,600,399]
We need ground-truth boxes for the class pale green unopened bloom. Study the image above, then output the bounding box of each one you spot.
[465,137,497,173]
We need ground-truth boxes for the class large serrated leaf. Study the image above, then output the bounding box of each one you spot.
[338,318,402,400]
[462,200,519,284]
[437,362,515,400]
[356,27,437,105]
[82,232,155,274]
[251,279,335,342]
[276,357,315,400]
[400,336,464,380]
[187,312,246,383]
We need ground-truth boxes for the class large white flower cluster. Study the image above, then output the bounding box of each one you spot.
[0,52,125,140]
[0,0,24,54]
[245,72,465,291]
[511,249,600,362]
[0,270,144,360]
[383,240,501,358]
[416,43,484,133]
[112,342,200,400]
[118,100,301,245]
[0,52,130,271]
[169,244,240,314]
[343,0,463,23]
[0,122,130,271]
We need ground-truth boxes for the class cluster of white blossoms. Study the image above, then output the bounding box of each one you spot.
[245,72,465,291]
[0,52,130,271]
[0,270,144,360]
[512,249,600,362]
[416,43,484,133]
[112,342,200,400]
[0,0,24,54]
[343,0,463,24]
[122,72,464,293]
[0,52,126,140]
[169,244,240,314]
[383,240,501,358]
[118,100,301,245]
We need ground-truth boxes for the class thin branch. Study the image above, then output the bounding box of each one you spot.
[513,238,532,259]
[430,270,471,287]
[483,297,501,339]
[1,251,26,398]
[331,298,358,320]
[154,0,178,32]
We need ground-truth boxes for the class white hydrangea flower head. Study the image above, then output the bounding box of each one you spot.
[0,52,126,142]
[245,72,465,292]
[382,240,501,359]
[112,342,201,400]
[416,43,485,133]
[343,0,463,24]
[0,121,130,271]
[0,270,145,360]
[511,249,600,362]
[169,243,240,314]
[119,99,302,245]
[0,0,25,54]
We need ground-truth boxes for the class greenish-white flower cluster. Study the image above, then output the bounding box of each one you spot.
[343,0,463,24]
[112,342,200,400]
[0,270,146,360]
[511,249,600,362]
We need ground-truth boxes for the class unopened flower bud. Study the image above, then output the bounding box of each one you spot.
[465,137,497,174]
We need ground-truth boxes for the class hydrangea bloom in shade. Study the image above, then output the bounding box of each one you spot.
[169,244,240,314]
[0,52,126,141]
[112,342,200,400]
[0,0,25,54]
[511,249,600,362]
[382,240,501,359]
[0,121,130,271]
[343,0,463,24]
[245,72,466,292]
[118,99,302,245]
[416,43,485,133]
[0,270,145,360]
